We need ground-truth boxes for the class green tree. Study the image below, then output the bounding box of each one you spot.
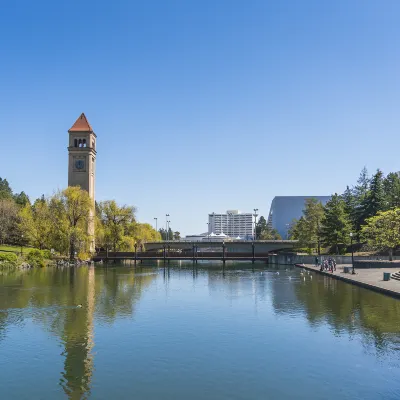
[290,199,324,253]
[14,191,30,207]
[321,194,352,254]
[49,187,93,260]
[0,199,19,244]
[259,226,281,240]
[0,178,13,200]
[97,200,136,252]
[173,231,181,240]
[352,167,370,233]
[383,172,400,209]
[256,216,268,238]
[361,208,400,261]
[361,169,385,221]
[19,200,52,249]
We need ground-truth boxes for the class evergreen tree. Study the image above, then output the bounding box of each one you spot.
[0,178,13,200]
[321,194,352,254]
[303,198,324,254]
[14,191,30,207]
[383,172,400,209]
[256,216,268,238]
[352,167,371,233]
[361,169,385,221]
[290,199,324,253]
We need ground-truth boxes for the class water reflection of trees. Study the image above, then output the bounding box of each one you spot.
[0,266,157,399]
[292,274,400,354]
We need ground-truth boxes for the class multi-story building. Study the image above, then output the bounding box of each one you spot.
[208,210,254,239]
[267,196,331,239]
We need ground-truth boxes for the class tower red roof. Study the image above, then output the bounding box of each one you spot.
[68,113,93,132]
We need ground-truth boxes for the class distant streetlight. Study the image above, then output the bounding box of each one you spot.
[253,208,258,240]
[154,217,158,233]
[165,214,170,241]
[167,220,171,241]
[207,222,210,240]
[21,234,24,256]
[350,232,355,274]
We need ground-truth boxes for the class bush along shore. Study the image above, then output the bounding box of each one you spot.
[0,248,94,270]
[0,249,51,270]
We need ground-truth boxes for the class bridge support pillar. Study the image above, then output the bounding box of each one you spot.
[134,244,137,266]
[222,242,226,265]
[252,242,255,264]
[163,245,166,265]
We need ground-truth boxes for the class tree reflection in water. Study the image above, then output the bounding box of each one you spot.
[0,266,157,400]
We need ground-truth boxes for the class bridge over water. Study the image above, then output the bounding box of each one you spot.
[93,240,297,264]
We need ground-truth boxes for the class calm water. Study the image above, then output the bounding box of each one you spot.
[0,264,400,400]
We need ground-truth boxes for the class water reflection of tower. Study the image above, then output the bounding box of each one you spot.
[60,267,95,399]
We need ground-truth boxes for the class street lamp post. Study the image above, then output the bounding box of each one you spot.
[350,232,355,274]
[154,217,158,234]
[165,214,170,241]
[21,234,24,256]
[207,222,210,240]
[168,220,171,241]
[253,208,258,240]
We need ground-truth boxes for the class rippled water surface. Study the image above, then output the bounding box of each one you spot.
[1,264,400,399]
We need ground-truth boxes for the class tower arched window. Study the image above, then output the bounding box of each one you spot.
[78,139,82,147]
[74,139,78,147]
[83,139,87,148]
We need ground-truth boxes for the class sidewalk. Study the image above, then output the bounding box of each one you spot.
[295,263,400,299]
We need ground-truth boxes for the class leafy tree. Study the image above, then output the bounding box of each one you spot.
[49,187,93,260]
[259,226,281,240]
[321,194,352,254]
[0,199,19,244]
[173,231,181,240]
[256,216,268,238]
[97,200,136,252]
[19,200,52,249]
[362,208,400,261]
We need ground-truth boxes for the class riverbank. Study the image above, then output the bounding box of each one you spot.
[295,263,400,299]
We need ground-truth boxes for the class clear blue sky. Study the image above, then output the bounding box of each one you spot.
[1,0,399,235]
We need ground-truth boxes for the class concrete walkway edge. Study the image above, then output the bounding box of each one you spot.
[294,263,400,300]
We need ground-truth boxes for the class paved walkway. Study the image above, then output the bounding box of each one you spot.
[295,263,400,299]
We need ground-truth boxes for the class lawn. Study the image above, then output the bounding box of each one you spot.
[0,245,35,254]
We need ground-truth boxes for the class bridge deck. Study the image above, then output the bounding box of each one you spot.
[93,256,269,262]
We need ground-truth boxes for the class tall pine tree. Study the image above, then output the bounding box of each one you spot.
[321,194,352,254]
[383,172,400,209]
[361,169,385,222]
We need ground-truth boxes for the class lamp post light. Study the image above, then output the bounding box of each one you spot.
[350,232,355,274]
[21,234,24,256]
[154,217,158,234]
[165,214,170,241]
[253,208,258,240]
[207,222,210,240]
[167,220,171,241]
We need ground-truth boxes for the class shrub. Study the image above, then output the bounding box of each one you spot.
[0,252,18,268]
[41,249,52,260]
[26,249,45,268]
[77,251,90,261]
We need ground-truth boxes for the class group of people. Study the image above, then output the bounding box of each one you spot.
[315,256,336,272]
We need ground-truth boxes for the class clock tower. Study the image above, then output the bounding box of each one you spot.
[68,113,96,251]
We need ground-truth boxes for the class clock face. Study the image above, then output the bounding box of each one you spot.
[75,160,85,170]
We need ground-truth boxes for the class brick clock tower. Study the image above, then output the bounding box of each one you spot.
[68,113,96,252]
